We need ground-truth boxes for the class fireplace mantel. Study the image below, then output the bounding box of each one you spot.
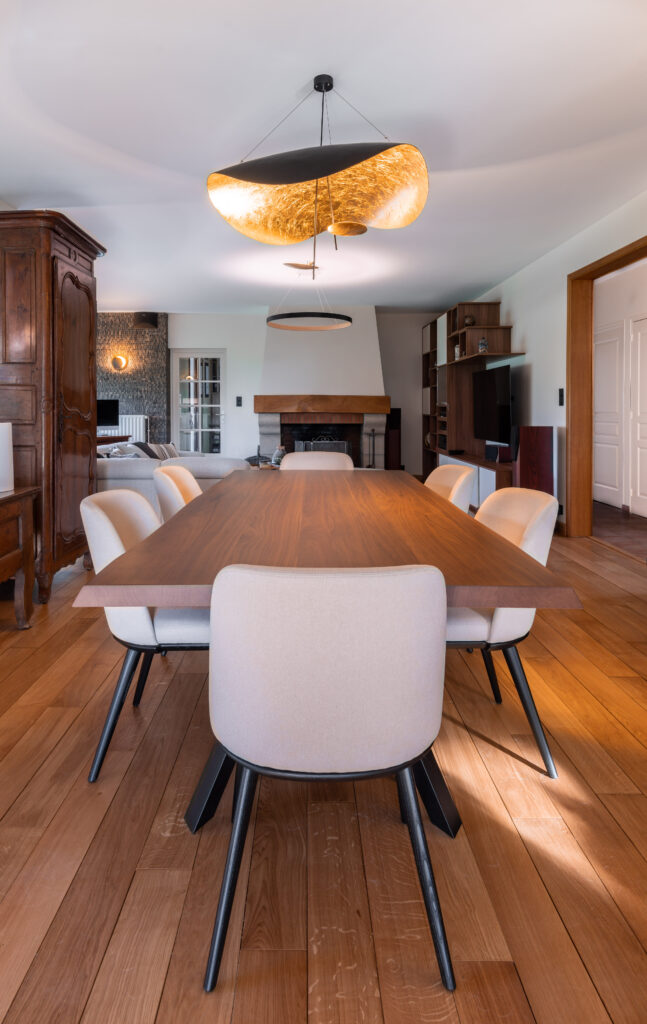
[254,394,391,415]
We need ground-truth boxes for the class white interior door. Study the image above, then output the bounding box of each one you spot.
[593,324,623,507]
[630,318,647,516]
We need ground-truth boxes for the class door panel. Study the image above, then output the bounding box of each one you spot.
[593,325,623,507]
[54,260,96,562]
[630,318,647,517]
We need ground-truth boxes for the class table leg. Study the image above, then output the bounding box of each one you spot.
[185,741,235,833]
[14,504,35,629]
[413,749,462,838]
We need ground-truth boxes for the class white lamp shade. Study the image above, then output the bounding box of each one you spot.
[0,422,14,492]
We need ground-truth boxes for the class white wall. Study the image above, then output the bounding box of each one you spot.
[377,311,439,475]
[260,306,384,395]
[595,256,647,324]
[478,184,647,516]
[168,313,267,459]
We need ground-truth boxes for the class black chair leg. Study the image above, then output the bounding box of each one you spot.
[397,767,455,991]
[503,645,558,779]
[88,647,141,783]
[481,648,502,704]
[396,773,408,824]
[231,763,242,823]
[204,765,258,992]
[132,651,154,706]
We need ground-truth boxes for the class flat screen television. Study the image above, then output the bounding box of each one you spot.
[97,399,119,428]
[472,365,511,445]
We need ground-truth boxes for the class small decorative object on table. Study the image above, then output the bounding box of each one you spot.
[478,337,488,353]
[271,445,286,466]
[464,314,475,327]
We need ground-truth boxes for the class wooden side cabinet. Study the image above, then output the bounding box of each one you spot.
[0,486,38,628]
[0,211,106,602]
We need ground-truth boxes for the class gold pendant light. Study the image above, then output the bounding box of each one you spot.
[207,75,428,250]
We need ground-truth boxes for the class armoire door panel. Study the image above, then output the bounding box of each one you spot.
[0,384,37,423]
[13,446,37,488]
[0,249,37,363]
[54,261,96,562]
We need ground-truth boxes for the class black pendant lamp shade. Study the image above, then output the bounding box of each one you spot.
[207,78,428,246]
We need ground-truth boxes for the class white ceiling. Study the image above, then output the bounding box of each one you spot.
[2,0,647,312]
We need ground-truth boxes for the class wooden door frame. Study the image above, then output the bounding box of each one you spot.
[566,234,647,535]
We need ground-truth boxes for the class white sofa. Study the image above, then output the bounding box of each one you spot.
[96,453,251,516]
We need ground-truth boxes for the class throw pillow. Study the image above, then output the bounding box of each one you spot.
[148,442,179,460]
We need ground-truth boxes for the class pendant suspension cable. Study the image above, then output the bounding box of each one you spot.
[239,91,311,163]
[324,93,338,251]
[333,89,390,140]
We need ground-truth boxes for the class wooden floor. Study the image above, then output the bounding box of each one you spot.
[0,537,646,1023]
[593,500,647,561]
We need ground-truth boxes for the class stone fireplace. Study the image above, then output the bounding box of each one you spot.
[255,396,390,468]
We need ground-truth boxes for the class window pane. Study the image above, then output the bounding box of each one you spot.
[201,380,220,401]
[201,407,220,429]
[180,382,200,403]
[179,430,200,452]
[179,357,200,381]
[199,358,220,381]
[200,431,221,454]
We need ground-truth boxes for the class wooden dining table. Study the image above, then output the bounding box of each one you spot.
[75,469,579,836]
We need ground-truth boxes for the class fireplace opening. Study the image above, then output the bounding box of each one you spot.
[280,423,363,467]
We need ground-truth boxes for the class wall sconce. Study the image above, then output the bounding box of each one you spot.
[111,354,128,371]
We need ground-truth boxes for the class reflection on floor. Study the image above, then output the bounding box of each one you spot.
[592,500,647,561]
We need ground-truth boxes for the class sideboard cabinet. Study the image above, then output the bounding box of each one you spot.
[0,211,105,601]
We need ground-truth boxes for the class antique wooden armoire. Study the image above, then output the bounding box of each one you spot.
[0,211,105,601]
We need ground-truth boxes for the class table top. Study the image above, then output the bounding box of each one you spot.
[0,486,40,506]
[74,470,580,610]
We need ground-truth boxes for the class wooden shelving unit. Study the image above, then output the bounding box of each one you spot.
[421,321,437,478]
[446,301,513,364]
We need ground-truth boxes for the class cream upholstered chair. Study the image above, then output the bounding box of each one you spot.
[80,490,209,782]
[202,563,454,993]
[447,487,559,777]
[424,464,476,513]
[154,464,202,520]
[279,450,354,470]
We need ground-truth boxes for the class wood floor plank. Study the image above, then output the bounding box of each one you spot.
[516,816,647,1024]
[434,697,612,1024]
[524,654,647,793]
[0,706,79,817]
[155,781,257,1024]
[308,800,384,1024]
[2,668,204,1024]
[452,962,536,1023]
[598,794,647,861]
[512,733,647,954]
[0,748,132,1021]
[242,776,307,951]
[447,653,561,819]
[80,868,192,1024]
[231,950,307,1024]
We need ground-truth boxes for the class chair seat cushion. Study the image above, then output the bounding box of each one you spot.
[446,607,492,643]
[153,607,210,645]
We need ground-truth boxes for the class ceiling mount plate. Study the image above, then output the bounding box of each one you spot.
[313,74,334,93]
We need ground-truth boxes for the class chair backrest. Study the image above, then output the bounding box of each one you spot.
[80,490,161,646]
[424,464,476,513]
[279,451,354,471]
[154,464,202,520]
[209,564,446,774]
[475,488,559,644]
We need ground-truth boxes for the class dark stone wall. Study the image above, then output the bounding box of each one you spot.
[96,313,169,443]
